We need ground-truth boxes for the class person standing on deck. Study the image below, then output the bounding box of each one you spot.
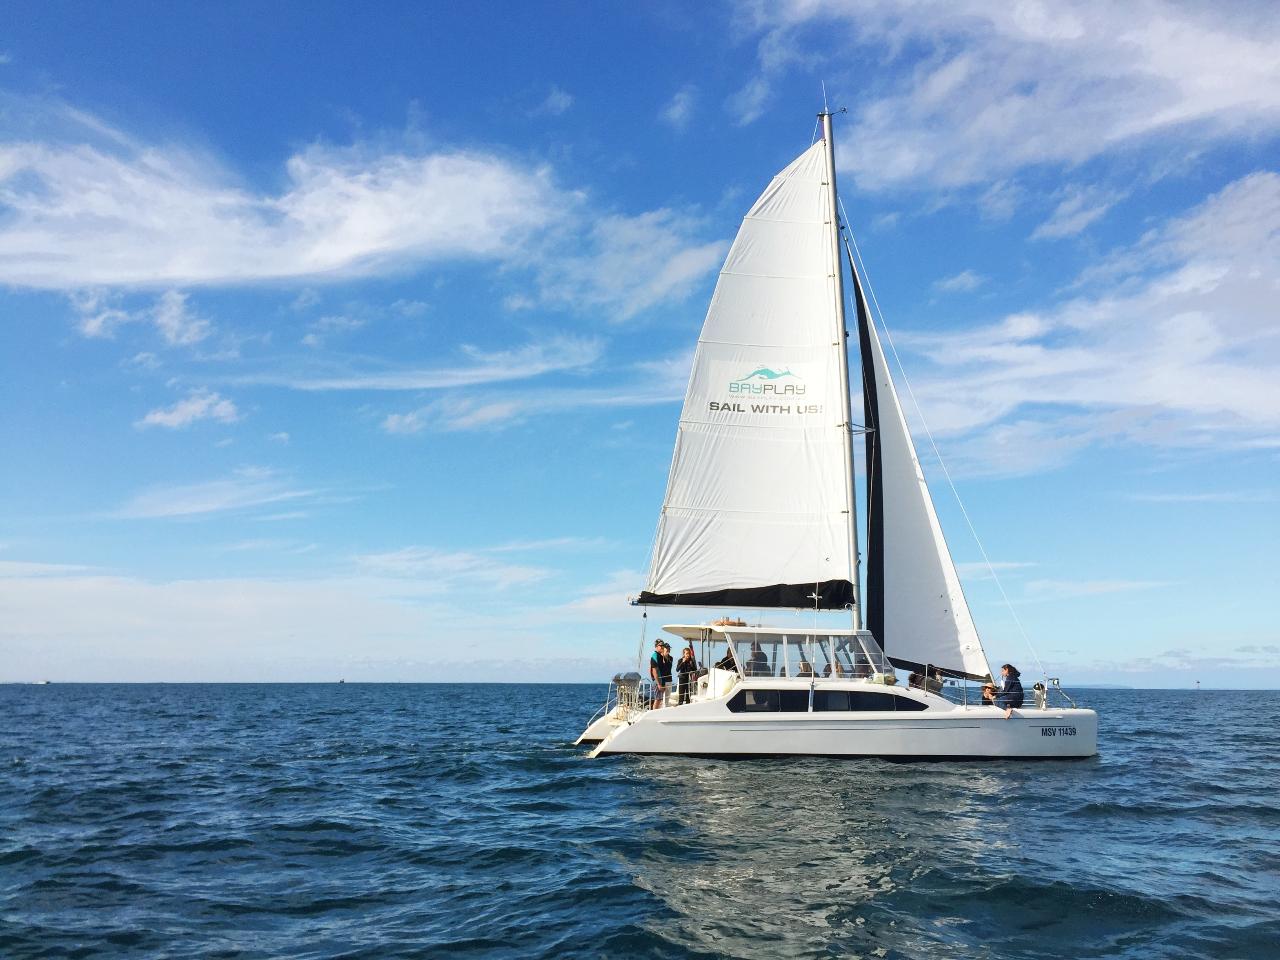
[676,645,698,705]
[649,639,665,709]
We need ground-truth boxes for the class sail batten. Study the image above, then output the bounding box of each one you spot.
[642,140,856,610]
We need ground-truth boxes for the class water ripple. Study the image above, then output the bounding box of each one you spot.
[1,684,1277,958]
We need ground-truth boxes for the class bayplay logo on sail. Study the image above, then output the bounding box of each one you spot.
[727,367,806,396]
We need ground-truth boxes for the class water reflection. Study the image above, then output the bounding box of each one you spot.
[617,757,1011,957]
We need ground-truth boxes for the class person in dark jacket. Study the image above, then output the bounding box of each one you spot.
[676,646,698,705]
[995,663,1024,718]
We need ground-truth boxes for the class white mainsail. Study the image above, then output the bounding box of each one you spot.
[855,281,992,679]
[641,141,856,609]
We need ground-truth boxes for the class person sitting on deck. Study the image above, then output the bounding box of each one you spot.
[714,646,737,672]
[747,643,769,677]
[797,658,814,677]
[981,683,998,705]
[995,663,1024,719]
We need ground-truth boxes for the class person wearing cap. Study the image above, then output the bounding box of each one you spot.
[650,640,674,708]
[649,639,664,708]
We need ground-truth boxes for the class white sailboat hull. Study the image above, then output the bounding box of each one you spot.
[587,687,1097,760]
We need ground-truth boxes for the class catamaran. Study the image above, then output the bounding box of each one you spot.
[578,112,1098,759]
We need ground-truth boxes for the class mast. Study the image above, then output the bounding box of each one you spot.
[821,110,862,629]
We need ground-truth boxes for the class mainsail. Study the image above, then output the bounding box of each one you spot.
[853,270,992,680]
[639,140,856,609]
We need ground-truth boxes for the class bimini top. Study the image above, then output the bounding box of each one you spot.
[662,623,868,641]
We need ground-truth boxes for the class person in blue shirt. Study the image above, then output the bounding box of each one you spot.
[995,663,1024,719]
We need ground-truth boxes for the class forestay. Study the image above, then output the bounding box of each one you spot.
[640,141,855,609]
[854,275,992,680]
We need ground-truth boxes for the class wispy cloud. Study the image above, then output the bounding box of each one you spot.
[935,269,985,293]
[1022,578,1175,601]
[0,560,93,577]
[244,334,602,392]
[378,350,690,434]
[301,313,366,349]
[110,467,314,519]
[532,86,574,116]
[1124,490,1276,503]
[661,86,697,129]
[884,170,1280,474]
[956,560,1037,580]
[353,546,549,588]
[748,2,1280,191]
[1031,186,1121,240]
[553,569,646,621]
[72,288,212,345]
[136,388,240,429]
[534,209,728,322]
[726,77,770,126]
[483,536,609,554]
[0,99,724,320]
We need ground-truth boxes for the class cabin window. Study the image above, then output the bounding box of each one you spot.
[726,689,811,713]
[813,690,927,712]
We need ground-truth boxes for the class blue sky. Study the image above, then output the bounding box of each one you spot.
[2,1,1278,687]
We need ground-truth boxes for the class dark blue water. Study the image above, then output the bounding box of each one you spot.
[2,685,1276,959]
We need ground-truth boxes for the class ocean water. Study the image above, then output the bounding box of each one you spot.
[1,685,1276,959]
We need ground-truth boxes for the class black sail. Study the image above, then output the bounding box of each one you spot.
[851,266,885,648]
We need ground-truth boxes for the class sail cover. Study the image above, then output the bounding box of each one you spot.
[854,274,992,679]
[639,141,856,609]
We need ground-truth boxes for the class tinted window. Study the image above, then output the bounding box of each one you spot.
[728,689,777,712]
[727,689,812,713]
[813,690,928,712]
[814,690,849,711]
[779,690,810,712]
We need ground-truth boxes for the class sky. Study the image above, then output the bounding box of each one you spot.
[2,0,1278,688]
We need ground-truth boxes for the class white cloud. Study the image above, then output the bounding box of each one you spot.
[955,560,1037,580]
[71,289,212,345]
[727,76,771,126]
[536,209,728,321]
[2,101,726,322]
[533,86,574,116]
[0,111,561,288]
[0,564,640,681]
[661,86,697,129]
[111,467,313,519]
[301,313,366,348]
[354,545,549,587]
[1031,186,1120,240]
[0,560,93,577]
[255,333,602,392]
[554,569,646,621]
[136,388,240,429]
[1124,490,1276,503]
[1022,578,1175,600]
[935,269,985,292]
[152,290,211,344]
[882,170,1280,474]
[749,1,1280,190]
[377,349,691,434]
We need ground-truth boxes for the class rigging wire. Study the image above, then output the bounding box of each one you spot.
[837,196,1049,682]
